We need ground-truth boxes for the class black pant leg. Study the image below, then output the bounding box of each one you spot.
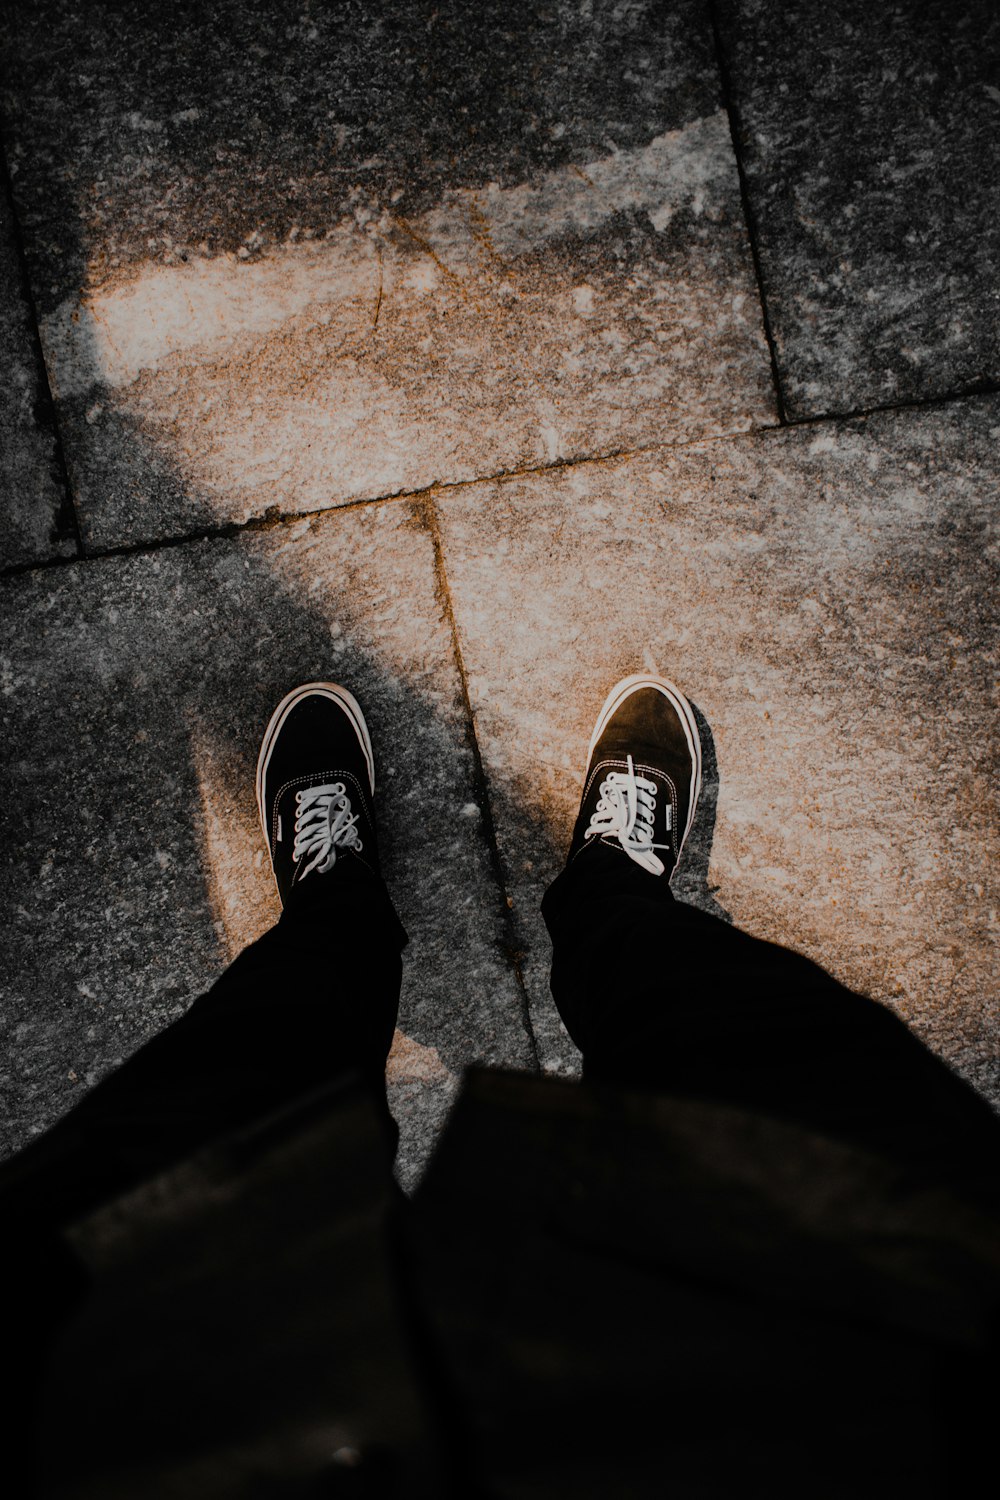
[2,859,407,1230]
[542,843,1000,1192]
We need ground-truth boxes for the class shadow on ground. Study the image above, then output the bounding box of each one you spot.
[2,335,736,1189]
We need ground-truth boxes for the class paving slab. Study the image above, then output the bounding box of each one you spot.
[0,167,73,568]
[0,501,533,1189]
[714,0,1000,417]
[435,396,1000,1101]
[0,0,774,550]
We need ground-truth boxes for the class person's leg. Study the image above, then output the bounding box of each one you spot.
[543,676,1000,1189]
[2,682,407,1231]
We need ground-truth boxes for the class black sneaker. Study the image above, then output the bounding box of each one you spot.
[568,674,702,880]
[255,682,380,907]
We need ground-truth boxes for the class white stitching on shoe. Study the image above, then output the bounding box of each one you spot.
[292,782,363,879]
[583,753,671,875]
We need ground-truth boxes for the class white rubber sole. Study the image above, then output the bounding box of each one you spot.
[254,681,375,849]
[587,673,703,854]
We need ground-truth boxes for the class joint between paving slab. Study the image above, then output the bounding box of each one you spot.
[0,492,414,579]
[0,442,726,580]
[707,0,789,426]
[419,492,542,1075]
[769,379,1000,431]
[5,372,997,587]
[0,124,85,560]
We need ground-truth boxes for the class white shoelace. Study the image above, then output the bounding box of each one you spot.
[584,754,671,875]
[292,782,363,879]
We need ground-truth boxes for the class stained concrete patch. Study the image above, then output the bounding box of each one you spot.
[0,501,533,1188]
[0,170,73,567]
[714,0,1000,417]
[435,396,1000,1101]
[1,0,774,548]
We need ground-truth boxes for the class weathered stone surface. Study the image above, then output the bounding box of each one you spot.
[0,169,73,567]
[0,501,533,1188]
[0,0,774,549]
[715,0,1000,417]
[435,396,1000,1102]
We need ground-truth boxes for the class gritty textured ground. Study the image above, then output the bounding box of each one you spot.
[1,0,997,1185]
[435,398,1000,1084]
[714,0,1000,416]
[0,170,73,566]
[2,0,773,549]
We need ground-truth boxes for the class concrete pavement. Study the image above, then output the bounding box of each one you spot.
[2,1,997,1185]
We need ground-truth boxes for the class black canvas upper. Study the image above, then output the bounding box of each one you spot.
[568,683,699,879]
[258,691,380,907]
